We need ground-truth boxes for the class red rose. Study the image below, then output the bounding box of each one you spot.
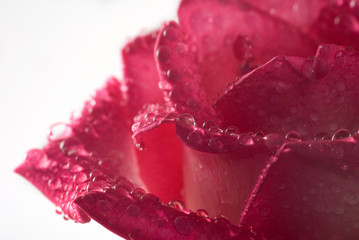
[16,0,359,239]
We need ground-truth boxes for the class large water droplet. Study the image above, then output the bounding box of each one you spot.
[332,129,351,140]
[163,26,178,42]
[156,46,172,63]
[285,131,302,142]
[177,114,196,126]
[264,134,285,153]
[167,69,181,82]
[48,177,62,190]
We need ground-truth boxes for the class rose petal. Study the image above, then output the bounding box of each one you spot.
[215,44,359,139]
[178,0,316,106]
[15,77,144,222]
[132,106,184,202]
[154,21,216,122]
[175,114,272,223]
[122,31,165,119]
[311,0,359,51]
[75,186,259,240]
[240,139,359,239]
[240,0,328,30]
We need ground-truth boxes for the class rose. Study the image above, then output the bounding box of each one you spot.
[16,0,359,239]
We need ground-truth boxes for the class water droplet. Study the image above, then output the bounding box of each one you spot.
[74,172,88,184]
[167,69,181,82]
[131,188,146,198]
[68,164,84,173]
[202,120,217,129]
[196,209,209,218]
[163,26,178,42]
[285,131,302,142]
[25,149,51,169]
[237,133,254,145]
[176,114,195,126]
[187,131,202,144]
[169,200,187,212]
[127,205,141,218]
[48,178,62,190]
[115,180,134,192]
[332,129,351,140]
[156,46,171,63]
[264,134,285,153]
[174,216,193,235]
[128,230,142,240]
[225,126,239,135]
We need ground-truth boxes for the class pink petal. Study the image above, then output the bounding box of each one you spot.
[154,21,216,122]
[15,77,143,222]
[310,0,359,51]
[240,139,359,239]
[75,186,259,240]
[178,0,316,107]
[239,0,328,30]
[122,31,165,119]
[215,44,359,139]
[175,113,272,223]
[132,106,184,203]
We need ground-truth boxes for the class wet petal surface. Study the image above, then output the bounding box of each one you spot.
[16,78,143,222]
[178,0,316,107]
[215,44,359,139]
[122,31,165,119]
[240,139,359,240]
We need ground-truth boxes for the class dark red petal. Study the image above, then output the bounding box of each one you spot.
[75,186,259,240]
[311,0,359,51]
[178,0,316,106]
[132,106,184,203]
[240,139,359,239]
[215,44,359,139]
[175,113,272,223]
[122,31,165,119]
[15,78,143,222]
[240,0,328,30]
[154,22,216,122]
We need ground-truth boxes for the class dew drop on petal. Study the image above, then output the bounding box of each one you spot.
[156,46,172,63]
[163,26,178,42]
[264,134,285,153]
[167,69,182,82]
[285,131,302,142]
[332,129,351,140]
[196,209,209,218]
[48,177,62,190]
[131,188,146,198]
[177,113,196,127]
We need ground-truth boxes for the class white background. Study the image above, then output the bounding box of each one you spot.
[0,0,179,239]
